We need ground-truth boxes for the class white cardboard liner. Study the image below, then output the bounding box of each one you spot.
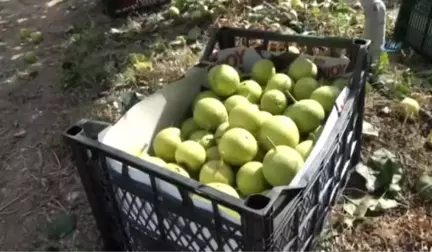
[96,47,355,250]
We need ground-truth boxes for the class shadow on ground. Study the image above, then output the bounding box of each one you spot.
[0,0,205,250]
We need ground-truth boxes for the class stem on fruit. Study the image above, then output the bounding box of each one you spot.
[140,143,149,154]
[285,89,297,103]
[266,136,277,150]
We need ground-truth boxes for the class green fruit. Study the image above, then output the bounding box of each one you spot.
[168,6,180,17]
[140,154,167,167]
[175,140,206,172]
[399,97,420,118]
[199,160,235,186]
[284,99,325,134]
[237,80,262,103]
[166,163,190,178]
[152,127,182,162]
[308,125,324,141]
[224,95,250,113]
[251,59,276,85]
[228,103,262,135]
[193,91,220,108]
[214,122,230,143]
[219,128,258,166]
[20,28,32,40]
[191,182,240,220]
[30,31,43,43]
[180,118,200,140]
[332,77,348,90]
[206,146,220,161]
[193,97,228,131]
[310,86,341,114]
[293,77,319,100]
[259,115,300,151]
[189,130,215,149]
[415,174,432,201]
[295,140,314,160]
[259,111,273,123]
[260,90,288,115]
[208,64,241,97]
[237,161,269,197]
[288,56,318,81]
[207,182,239,198]
[265,73,293,93]
[24,51,37,64]
[262,145,304,186]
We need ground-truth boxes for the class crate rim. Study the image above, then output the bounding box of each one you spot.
[200,26,371,62]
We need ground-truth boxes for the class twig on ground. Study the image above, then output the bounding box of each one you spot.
[0,187,32,213]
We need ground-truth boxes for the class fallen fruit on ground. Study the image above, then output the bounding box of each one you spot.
[259,115,300,151]
[427,131,432,148]
[293,77,320,100]
[415,174,432,201]
[24,51,37,64]
[237,80,262,103]
[224,95,250,113]
[180,118,200,140]
[284,99,325,134]
[237,161,268,197]
[262,144,304,187]
[398,97,420,119]
[310,85,341,114]
[175,140,206,172]
[260,89,288,115]
[251,59,276,85]
[288,55,317,81]
[20,28,32,40]
[166,163,190,178]
[295,140,314,160]
[193,97,228,131]
[199,160,235,186]
[265,73,293,93]
[208,64,241,97]
[30,31,43,43]
[228,103,262,135]
[218,128,258,166]
[152,127,182,162]
[189,130,215,149]
[168,6,180,17]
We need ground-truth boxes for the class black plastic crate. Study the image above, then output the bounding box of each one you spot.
[102,0,170,17]
[394,0,432,58]
[63,27,370,251]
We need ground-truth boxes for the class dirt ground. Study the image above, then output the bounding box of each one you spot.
[1,0,431,251]
[0,0,107,250]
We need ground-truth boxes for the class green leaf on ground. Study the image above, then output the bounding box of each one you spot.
[38,213,76,240]
[364,148,403,192]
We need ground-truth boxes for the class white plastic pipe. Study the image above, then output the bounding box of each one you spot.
[360,0,387,64]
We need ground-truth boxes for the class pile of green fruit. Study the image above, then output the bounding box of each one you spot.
[135,55,346,201]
